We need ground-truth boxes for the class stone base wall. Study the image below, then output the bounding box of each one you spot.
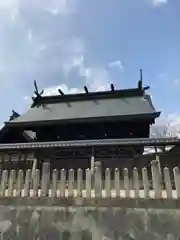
[0,199,180,239]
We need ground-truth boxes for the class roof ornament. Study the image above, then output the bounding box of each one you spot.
[84,86,89,94]
[58,89,65,95]
[111,84,115,91]
[9,110,20,121]
[138,69,143,90]
[138,69,150,91]
[143,85,150,91]
[32,80,44,100]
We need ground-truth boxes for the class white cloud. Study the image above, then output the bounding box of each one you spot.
[62,39,112,92]
[63,56,112,91]
[20,0,115,104]
[24,56,112,100]
[173,78,180,86]
[23,83,82,104]
[0,0,19,9]
[81,67,111,91]
[0,0,78,80]
[109,60,124,71]
[43,84,82,96]
[34,61,112,99]
[0,0,123,94]
[0,0,127,126]
[28,29,32,42]
[63,54,84,76]
[61,37,117,92]
[0,0,76,24]
[152,0,168,7]
[151,114,180,138]
[47,0,76,15]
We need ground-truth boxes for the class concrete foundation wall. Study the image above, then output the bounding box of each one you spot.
[0,199,180,239]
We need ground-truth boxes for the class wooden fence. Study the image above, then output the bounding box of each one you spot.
[0,160,180,199]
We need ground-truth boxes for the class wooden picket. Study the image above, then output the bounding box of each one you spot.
[0,160,179,199]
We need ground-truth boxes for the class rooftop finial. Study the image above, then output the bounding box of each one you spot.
[84,86,89,94]
[9,110,20,121]
[138,69,143,89]
[58,89,64,95]
[140,68,142,81]
[33,80,44,99]
[111,84,115,91]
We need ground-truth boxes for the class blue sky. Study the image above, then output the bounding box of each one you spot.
[0,0,179,129]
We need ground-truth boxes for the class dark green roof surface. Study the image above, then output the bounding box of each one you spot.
[7,92,160,126]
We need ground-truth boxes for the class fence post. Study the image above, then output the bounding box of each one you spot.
[77,169,83,197]
[124,168,130,198]
[151,160,162,198]
[92,229,103,240]
[86,168,91,198]
[94,162,102,198]
[105,168,111,198]
[16,170,24,197]
[60,169,66,197]
[156,155,162,178]
[0,170,8,197]
[68,169,74,197]
[41,162,50,197]
[114,168,120,198]
[32,169,40,197]
[31,158,37,180]
[163,167,172,199]
[52,169,58,198]
[8,170,16,197]
[142,167,149,198]
[91,155,95,174]
[173,167,180,198]
[24,169,31,197]
[133,167,139,198]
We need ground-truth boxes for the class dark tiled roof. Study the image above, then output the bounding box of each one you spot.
[0,138,178,150]
[0,111,35,142]
[7,93,160,126]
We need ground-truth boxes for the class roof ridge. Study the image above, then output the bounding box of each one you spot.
[32,87,145,107]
